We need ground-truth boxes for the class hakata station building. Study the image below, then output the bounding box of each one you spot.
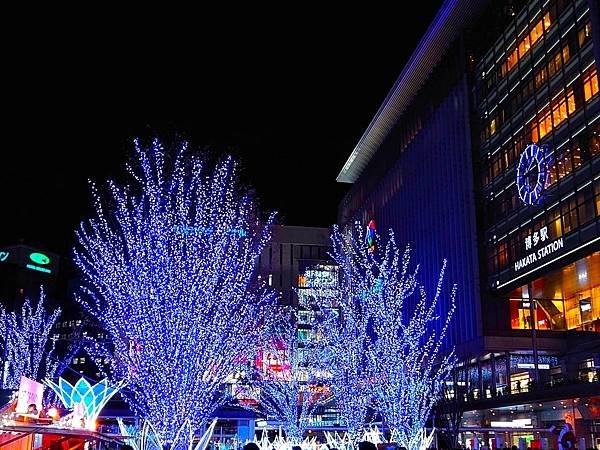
[337,0,600,447]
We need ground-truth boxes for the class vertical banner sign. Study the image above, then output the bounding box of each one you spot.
[366,220,376,253]
[15,376,44,413]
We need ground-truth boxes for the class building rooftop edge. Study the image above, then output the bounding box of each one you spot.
[336,0,488,184]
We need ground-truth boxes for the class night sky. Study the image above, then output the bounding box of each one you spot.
[2,6,443,257]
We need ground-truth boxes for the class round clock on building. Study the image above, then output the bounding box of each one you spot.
[516,143,548,206]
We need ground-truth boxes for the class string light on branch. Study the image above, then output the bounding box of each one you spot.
[236,307,332,442]
[0,288,61,389]
[74,139,277,442]
[308,222,457,449]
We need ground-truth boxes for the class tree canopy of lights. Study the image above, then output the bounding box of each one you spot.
[309,223,456,449]
[0,288,61,389]
[236,308,332,442]
[366,234,456,450]
[74,139,277,442]
[307,224,379,444]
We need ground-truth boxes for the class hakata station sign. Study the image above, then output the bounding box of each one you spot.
[514,225,564,271]
[492,219,595,290]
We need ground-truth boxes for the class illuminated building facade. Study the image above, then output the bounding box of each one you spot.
[234,226,337,439]
[258,225,331,306]
[297,262,341,429]
[255,226,342,432]
[337,0,600,447]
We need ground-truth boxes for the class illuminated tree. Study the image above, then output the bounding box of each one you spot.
[237,308,332,442]
[74,139,277,442]
[311,223,456,449]
[0,288,61,389]
[308,224,380,444]
[367,241,456,450]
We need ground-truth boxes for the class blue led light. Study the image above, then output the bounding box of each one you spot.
[516,144,548,206]
[308,223,456,447]
[0,288,61,389]
[74,139,277,442]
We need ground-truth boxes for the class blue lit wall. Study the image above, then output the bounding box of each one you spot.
[340,75,482,352]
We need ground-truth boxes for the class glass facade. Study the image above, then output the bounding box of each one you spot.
[508,250,600,331]
[476,0,600,296]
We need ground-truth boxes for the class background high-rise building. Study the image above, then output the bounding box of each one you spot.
[258,225,331,306]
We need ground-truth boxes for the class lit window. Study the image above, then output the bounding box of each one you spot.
[559,100,568,121]
[552,103,562,126]
[545,113,553,135]
[508,14,551,75]
[578,22,592,47]
[531,88,575,141]
[543,12,551,30]
[567,91,576,114]
[506,48,519,72]
[298,274,306,287]
[583,66,598,101]
[490,118,497,135]
[535,68,547,88]
[518,35,531,57]
[562,45,570,62]
[539,112,550,139]
[510,299,533,329]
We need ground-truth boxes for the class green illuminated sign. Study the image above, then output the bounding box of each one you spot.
[26,264,51,274]
[29,252,50,265]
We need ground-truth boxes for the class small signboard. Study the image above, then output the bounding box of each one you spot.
[15,376,44,414]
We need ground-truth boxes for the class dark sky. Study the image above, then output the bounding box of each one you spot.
[2,6,444,256]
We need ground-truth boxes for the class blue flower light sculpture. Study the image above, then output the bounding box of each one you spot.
[44,377,121,429]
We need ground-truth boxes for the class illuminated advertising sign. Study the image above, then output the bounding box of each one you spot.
[15,376,44,414]
[0,245,58,276]
[366,219,376,252]
[516,363,550,369]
